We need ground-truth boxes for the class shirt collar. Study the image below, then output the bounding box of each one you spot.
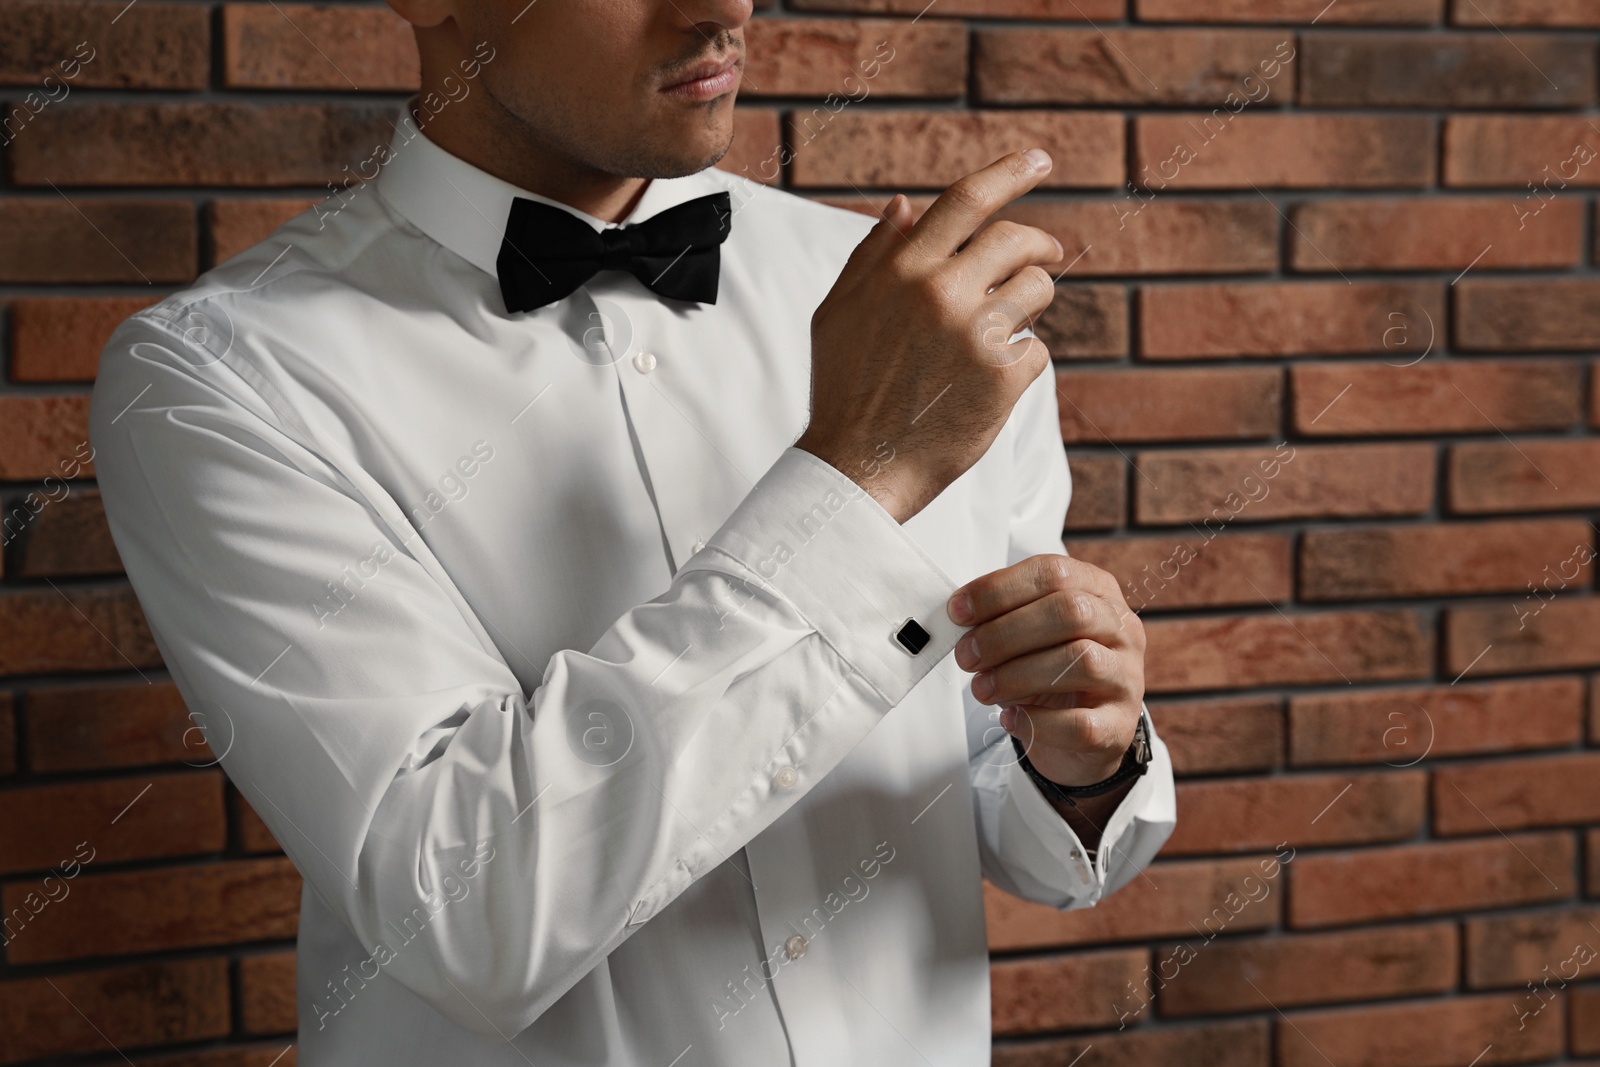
[375,107,727,280]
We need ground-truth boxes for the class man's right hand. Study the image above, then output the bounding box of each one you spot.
[796,148,1064,524]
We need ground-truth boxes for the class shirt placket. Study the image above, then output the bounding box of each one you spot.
[590,278,856,1065]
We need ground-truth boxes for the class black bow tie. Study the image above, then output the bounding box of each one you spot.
[496,191,732,313]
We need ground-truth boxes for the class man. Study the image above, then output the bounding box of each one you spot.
[89,0,1175,1063]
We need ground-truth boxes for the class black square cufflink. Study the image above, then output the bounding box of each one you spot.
[895,618,931,656]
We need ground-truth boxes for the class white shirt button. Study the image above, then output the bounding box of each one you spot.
[1070,848,1081,860]
[784,934,807,960]
[632,351,657,374]
[691,539,706,555]
[773,766,798,790]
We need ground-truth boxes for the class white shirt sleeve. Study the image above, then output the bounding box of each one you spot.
[89,315,967,1038]
[967,362,1178,909]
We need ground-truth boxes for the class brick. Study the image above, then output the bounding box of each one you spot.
[0,585,160,677]
[1293,359,1580,437]
[1301,519,1593,601]
[0,395,92,480]
[994,1019,1270,1067]
[9,296,156,382]
[1577,983,1600,1055]
[236,790,283,854]
[1458,279,1600,351]
[1445,116,1600,187]
[990,949,1147,1034]
[1147,697,1282,775]
[986,855,1283,951]
[1301,32,1596,108]
[239,951,297,1035]
[11,487,122,576]
[1290,677,1586,767]
[974,29,1296,106]
[1289,196,1584,272]
[0,694,12,775]
[1140,281,1445,360]
[1453,0,1600,26]
[3,856,301,963]
[0,958,230,1064]
[1590,827,1600,894]
[25,680,201,771]
[0,0,208,89]
[1436,753,1600,835]
[719,108,783,187]
[1135,115,1434,189]
[1160,923,1457,1015]
[1065,532,1292,613]
[1057,367,1281,444]
[0,773,224,874]
[790,111,1121,189]
[743,19,965,98]
[223,3,417,90]
[1464,906,1600,988]
[791,0,1123,16]
[1140,0,1438,19]
[1277,994,1563,1067]
[1147,610,1431,693]
[1164,771,1425,854]
[1582,677,1600,756]
[1450,439,1600,513]
[1135,443,1433,525]
[1289,832,1575,928]
[1004,199,1278,277]
[1446,597,1600,677]
[1065,454,1125,531]
[0,199,195,283]
[9,102,402,187]
[1036,285,1127,360]
[208,198,317,265]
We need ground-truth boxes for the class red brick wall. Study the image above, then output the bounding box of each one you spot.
[2,1,1598,1064]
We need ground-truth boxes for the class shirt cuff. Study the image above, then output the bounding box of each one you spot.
[687,446,965,707]
[1004,706,1166,905]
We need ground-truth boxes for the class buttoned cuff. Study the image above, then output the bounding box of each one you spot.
[1005,706,1166,904]
[688,446,964,707]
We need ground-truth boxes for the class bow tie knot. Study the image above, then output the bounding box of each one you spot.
[599,226,645,270]
[496,190,732,314]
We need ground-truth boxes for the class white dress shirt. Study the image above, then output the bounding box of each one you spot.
[88,110,1176,1067]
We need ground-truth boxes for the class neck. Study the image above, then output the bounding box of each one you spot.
[406,90,650,225]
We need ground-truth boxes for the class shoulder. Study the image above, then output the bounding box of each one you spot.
[96,189,417,381]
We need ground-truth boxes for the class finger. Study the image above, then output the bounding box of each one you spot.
[956,220,1063,292]
[949,553,1123,627]
[983,265,1057,339]
[954,587,1131,673]
[835,194,914,289]
[905,149,1054,261]
[971,639,1127,707]
[1007,703,1126,761]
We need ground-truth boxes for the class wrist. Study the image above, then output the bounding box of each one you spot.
[793,433,927,524]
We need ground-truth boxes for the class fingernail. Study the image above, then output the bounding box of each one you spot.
[1052,236,1064,259]
[948,593,974,624]
[1024,148,1052,172]
[999,705,1017,733]
[956,631,979,666]
[973,671,995,701]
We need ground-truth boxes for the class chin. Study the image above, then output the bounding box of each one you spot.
[631,117,736,178]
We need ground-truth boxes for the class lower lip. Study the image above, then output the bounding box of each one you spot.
[661,63,740,102]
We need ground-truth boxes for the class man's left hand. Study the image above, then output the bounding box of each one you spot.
[947,554,1146,788]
